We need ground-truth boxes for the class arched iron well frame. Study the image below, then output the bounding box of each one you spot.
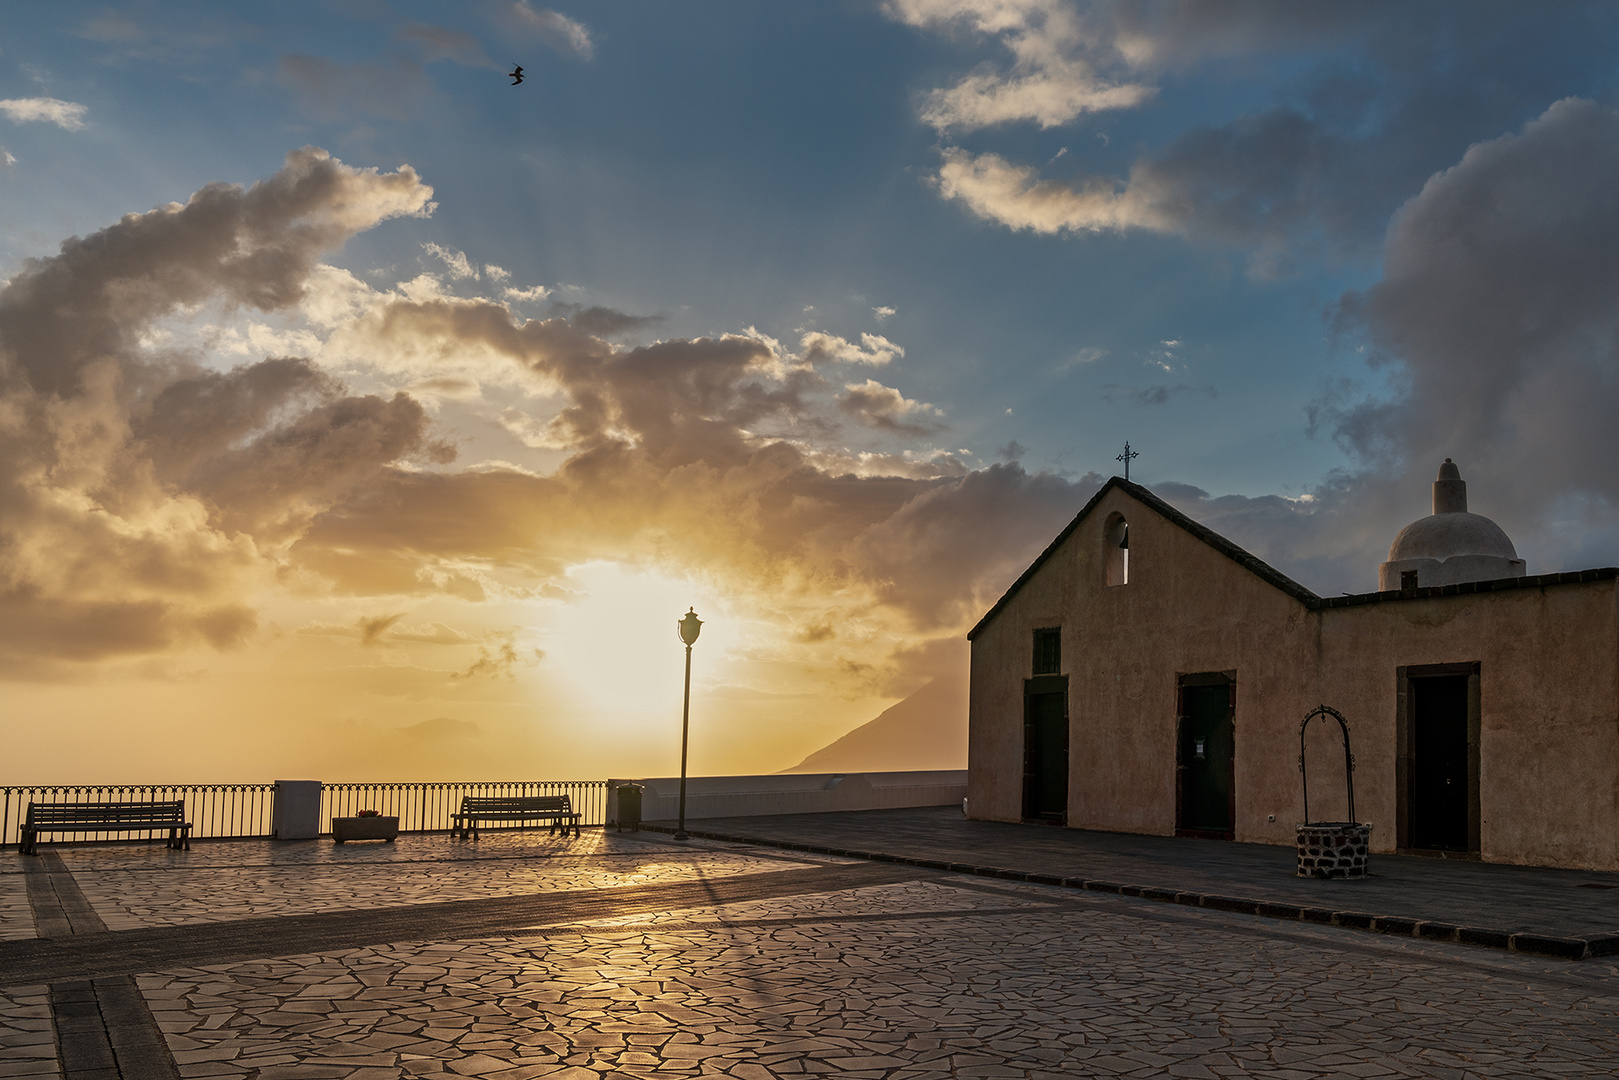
[1298,704,1356,825]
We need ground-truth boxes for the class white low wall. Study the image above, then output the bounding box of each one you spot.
[607,770,967,823]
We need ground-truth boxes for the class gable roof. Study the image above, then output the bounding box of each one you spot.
[967,477,1619,641]
[967,476,1317,640]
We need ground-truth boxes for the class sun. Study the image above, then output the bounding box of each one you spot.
[540,562,731,743]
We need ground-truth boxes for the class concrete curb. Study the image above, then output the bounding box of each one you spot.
[640,824,1619,962]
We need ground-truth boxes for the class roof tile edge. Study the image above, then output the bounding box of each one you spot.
[1326,567,1619,609]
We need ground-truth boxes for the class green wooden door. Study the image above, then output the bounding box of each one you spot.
[1178,682,1234,837]
[1411,675,1469,851]
[1022,689,1068,822]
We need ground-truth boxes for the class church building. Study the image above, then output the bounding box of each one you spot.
[965,462,1619,871]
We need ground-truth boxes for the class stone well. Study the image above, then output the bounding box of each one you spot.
[1296,822,1371,879]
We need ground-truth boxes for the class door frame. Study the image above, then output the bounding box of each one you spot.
[1022,674,1069,824]
[1175,671,1236,840]
[1396,662,1481,855]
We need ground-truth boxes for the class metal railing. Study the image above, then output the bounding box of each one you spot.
[322,781,610,834]
[0,785,275,848]
[0,780,610,848]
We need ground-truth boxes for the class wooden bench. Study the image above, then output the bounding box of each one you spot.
[20,800,191,856]
[452,795,580,840]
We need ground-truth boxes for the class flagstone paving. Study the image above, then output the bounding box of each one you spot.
[57,844,832,932]
[7,828,1619,1078]
[0,831,858,940]
[50,830,769,872]
[0,862,35,941]
[572,877,1061,930]
[136,886,1619,1080]
[0,985,54,1079]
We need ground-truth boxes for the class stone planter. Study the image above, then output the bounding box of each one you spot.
[1296,822,1371,878]
[332,815,399,843]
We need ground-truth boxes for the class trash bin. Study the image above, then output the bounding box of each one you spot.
[272,780,322,840]
[615,783,642,832]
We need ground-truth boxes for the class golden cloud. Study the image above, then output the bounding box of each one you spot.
[0,147,1094,697]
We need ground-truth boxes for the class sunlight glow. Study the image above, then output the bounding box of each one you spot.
[541,562,730,744]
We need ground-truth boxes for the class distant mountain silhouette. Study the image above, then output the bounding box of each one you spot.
[782,671,967,773]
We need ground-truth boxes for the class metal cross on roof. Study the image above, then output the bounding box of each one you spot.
[1116,441,1138,481]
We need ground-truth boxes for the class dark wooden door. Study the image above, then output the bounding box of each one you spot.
[1411,674,1469,850]
[1177,683,1234,837]
[1022,691,1068,822]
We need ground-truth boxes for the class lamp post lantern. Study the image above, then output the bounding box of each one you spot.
[674,607,703,840]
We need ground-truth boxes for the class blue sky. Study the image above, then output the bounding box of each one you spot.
[11,1,1609,499]
[5,3,1619,779]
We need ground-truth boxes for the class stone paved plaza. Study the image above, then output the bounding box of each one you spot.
[4,820,1619,1079]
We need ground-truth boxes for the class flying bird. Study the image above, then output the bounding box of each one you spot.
[509,66,524,85]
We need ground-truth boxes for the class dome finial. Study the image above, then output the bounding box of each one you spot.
[1434,459,1466,513]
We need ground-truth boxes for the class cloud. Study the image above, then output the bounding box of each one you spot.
[358,613,405,645]
[498,406,563,449]
[935,147,1170,234]
[839,379,945,435]
[1099,383,1216,407]
[0,98,88,130]
[1147,480,1380,595]
[801,331,905,366]
[905,5,1619,273]
[0,146,1115,702]
[135,359,447,542]
[0,148,437,675]
[504,2,594,59]
[422,242,478,279]
[546,303,658,338]
[1328,98,1619,530]
[953,105,1398,269]
[851,463,1098,627]
[797,622,836,643]
[290,285,1080,646]
[936,124,1368,254]
[1058,346,1106,370]
[408,375,482,403]
[888,0,1152,132]
[343,614,476,647]
[1127,98,1619,596]
[452,631,541,679]
[502,284,550,302]
[390,622,476,645]
[873,306,896,322]
[12,82,1585,704]
[1,146,433,397]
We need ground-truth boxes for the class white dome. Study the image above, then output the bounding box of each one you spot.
[1377,459,1525,591]
[1387,511,1519,563]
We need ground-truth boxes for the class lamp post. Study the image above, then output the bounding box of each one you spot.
[674,607,703,841]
